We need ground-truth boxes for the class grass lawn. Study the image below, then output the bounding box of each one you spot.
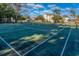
[0,23,78,56]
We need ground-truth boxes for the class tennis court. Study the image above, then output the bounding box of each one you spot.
[0,23,78,56]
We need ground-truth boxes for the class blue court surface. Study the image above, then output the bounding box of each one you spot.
[0,23,78,56]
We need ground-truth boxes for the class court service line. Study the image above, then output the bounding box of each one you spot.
[60,28,72,56]
[0,37,21,56]
[23,27,65,56]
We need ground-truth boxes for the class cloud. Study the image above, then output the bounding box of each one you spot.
[48,4,61,10]
[33,4,45,9]
[26,3,35,7]
[33,10,40,14]
[61,12,69,16]
[65,8,71,11]
[48,4,56,8]
[26,3,45,10]
[40,10,53,15]
[50,6,61,11]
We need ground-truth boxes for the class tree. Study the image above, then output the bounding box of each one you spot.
[53,8,61,16]
[0,3,16,23]
[52,8,63,23]
[53,15,63,23]
[0,4,7,22]
[11,3,22,22]
[12,3,30,23]
[70,8,77,20]
[35,15,45,22]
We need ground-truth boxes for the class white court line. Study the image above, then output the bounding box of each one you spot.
[0,37,21,56]
[0,25,63,56]
[23,27,65,56]
[60,28,72,56]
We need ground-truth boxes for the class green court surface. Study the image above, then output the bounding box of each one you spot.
[0,23,78,56]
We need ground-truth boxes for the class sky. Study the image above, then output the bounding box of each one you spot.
[19,3,79,17]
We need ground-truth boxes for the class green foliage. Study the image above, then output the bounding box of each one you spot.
[0,4,16,18]
[0,4,17,22]
[35,15,45,22]
[52,8,63,23]
[53,8,61,16]
[53,15,63,23]
[18,16,28,20]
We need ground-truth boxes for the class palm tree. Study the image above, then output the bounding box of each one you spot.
[52,8,62,23]
[53,8,61,16]
[70,8,77,20]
